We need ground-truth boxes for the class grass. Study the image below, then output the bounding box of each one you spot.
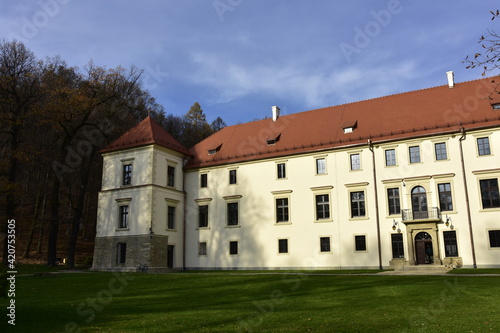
[2,270,500,332]
[447,268,500,274]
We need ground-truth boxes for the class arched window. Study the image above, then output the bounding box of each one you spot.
[411,186,428,219]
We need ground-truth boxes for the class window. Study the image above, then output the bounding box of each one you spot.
[443,231,458,257]
[229,241,238,255]
[350,191,366,217]
[391,234,404,258]
[276,198,289,223]
[320,237,331,252]
[385,149,396,166]
[434,142,448,160]
[489,230,500,248]
[387,188,400,215]
[199,242,207,256]
[229,169,237,184]
[227,202,239,226]
[316,158,326,174]
[438,183,453,211]
[493,103,500,110]
[167,166,175,187]
[355,235,366,251]
[119,205,129,229]
[278,239,288,254]
[409,146,421,163]
[116,243,126,264]
[477,137,491,156]
[123,164,132,185]
[480,179,500,209]
[277,163,286,179]
[200,174,208,188]
[198,205,209,228]
[167,206,175,229]
[350,153,361,170]
[315,194,330,220]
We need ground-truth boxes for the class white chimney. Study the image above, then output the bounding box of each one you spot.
[272,106,280,122]
[446,71,454,89]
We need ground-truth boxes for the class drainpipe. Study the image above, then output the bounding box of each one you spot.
[368,140,383,270]
[459,127,477,268]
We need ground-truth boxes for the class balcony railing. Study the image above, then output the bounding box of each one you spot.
[402,207,441,221]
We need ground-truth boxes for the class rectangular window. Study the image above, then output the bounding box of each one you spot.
[198,205,209,228]
[443,231,459,257]
[350,153,361,170]
[116,243,126,264]
[167,166,175,187]
[391,234,404,258]
[229,169,237,184]
[409,146,421,163]
[227,202,239,226]
[199,242,207,256]
[320,237,331,252]
[277,163,286,179]
[438,183,453,211]
[351,191,366,217]
[355,235,366,251]
[434,142,448,160]
[315,194,330,220]
[385,149,396,166]
[316,158,326,174]
[167,206,175,229]
[489,230,500,248]
[387,188,401,215]
[229,241,238,255]
[477,137,491,156]
[278,239,288,254]
[119,205,129,229]
[480,179,500,209]
[123,164,132,185]
[200,174,208,188]
[276,198,289,223]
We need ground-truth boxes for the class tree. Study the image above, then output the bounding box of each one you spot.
[0,39,43,264]
[183,102,213,148]
[464,10,500,76]
[211,116,227,132]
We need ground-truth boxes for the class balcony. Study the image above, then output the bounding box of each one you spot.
[402,207,441,221]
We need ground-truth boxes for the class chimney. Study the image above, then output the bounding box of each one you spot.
[446,71,454,89]
[272,106,280,122]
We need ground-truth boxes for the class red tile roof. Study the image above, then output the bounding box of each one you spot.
[186,77,500,169]
[101,116,191,155]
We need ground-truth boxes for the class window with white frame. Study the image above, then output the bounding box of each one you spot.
[438,183,453,211]
[355,235,367,251]
[477,137,491,156]
[387,188,401,215]
[320,237,331,252]
[350,153,361,170]
[278,239,289,254]
[199,242,207,256]
[276,198,289,223]
[277,163,286,179]
[385,149,396,166]
[434,142,448,160]
[350,191,366,218]
[409,146,421,163]
[315,194,330,220]
[316,157,326,175]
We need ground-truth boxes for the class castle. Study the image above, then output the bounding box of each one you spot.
[92,73,500,271]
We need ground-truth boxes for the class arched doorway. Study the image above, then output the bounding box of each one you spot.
[415,232,433,264]
[411,186,428,219]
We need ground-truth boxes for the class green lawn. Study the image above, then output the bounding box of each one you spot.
[2,271,500,332]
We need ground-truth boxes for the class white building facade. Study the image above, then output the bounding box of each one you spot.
[92,76,500,271]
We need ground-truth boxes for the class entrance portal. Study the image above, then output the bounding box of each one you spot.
[415,232,433,264]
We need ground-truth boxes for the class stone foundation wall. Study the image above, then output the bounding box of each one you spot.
[92,235,169,271]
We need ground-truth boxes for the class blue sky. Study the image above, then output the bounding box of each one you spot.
[1,0,498,125]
